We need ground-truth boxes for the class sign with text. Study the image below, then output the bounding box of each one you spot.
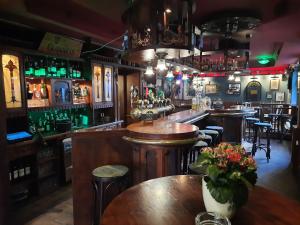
[39,33,83,58]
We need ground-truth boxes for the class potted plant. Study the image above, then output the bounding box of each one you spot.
[195,143,257,218]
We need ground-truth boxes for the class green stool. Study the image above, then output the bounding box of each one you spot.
[188,162,207,175]
[189,140,208,164]
[92,165,129,225]
[200,129,219,146]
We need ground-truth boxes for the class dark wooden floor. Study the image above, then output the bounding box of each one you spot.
[14,139,300,225]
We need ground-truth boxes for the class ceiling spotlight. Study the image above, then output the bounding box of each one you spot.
[234,71,241,75]
[156,59,167,71]
[182,67,188,71]
[165,8,172,13]
[146,28,151,32]
[145,66,154,76]
[166,70,174,78]
[228,74,235,81]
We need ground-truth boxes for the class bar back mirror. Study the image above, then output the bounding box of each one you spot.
[1,54,22,108]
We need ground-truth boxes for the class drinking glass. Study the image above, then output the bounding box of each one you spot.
[195,212,231,225]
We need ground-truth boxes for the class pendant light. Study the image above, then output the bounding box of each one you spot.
[156,59,167,71]
[166,70,174,78]
[145,66,154,76]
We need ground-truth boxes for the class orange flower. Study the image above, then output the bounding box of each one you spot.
[227,152,242,162]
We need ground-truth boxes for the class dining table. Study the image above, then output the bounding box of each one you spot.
[101,175,300,225]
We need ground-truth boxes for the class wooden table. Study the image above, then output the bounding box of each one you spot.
[101,175,300,225]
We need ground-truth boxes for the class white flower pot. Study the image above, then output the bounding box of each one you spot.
[202,177,236,219]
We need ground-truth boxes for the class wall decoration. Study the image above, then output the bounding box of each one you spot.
[298,77,300,89]
[270,78,280,90]
[266,92,273,99]
[183,79,195,99]
[275,92,285,102]
[104,66,113,101]
[1,54,22,108]
[93,65,102,103]
[245,81,262,102]
[205,83,217,94]
[227,83,241,95]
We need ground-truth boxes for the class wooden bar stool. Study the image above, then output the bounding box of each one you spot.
[189,140,208,164]
[199,129,219,146]
[92,165,129,225]
[252,122,272,162]
[205,126,224,142]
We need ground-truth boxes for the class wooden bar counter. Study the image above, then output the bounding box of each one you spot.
[72,110,207,225]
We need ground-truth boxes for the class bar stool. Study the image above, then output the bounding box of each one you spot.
[198,131,213,146]
[92,165,129,225]
[199,129,219,146]
[244,118,259,141]
[188,161,207,175]
[189,140,208,164]
[205,126,224,142]
[251,122,272,162]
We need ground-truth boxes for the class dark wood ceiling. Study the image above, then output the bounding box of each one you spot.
[0,0,300,64]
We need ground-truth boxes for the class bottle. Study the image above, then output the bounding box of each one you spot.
[56,61,61,78]
[18,162,25,179]
[24,57,30,76]
[59,61,67,78]
[26,82,33,99]
[13,164,19,181]
[69,64,73,78]
[40,80,48,99]
[25,162,31,176]
[51,60,57,77]
[39,59,46,77]
[33,84,41,99]
[34,60,40,77]
[76,64,81,78]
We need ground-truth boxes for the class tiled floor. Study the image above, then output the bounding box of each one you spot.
[16,139,300,225]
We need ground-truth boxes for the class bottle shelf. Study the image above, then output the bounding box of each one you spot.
[25,76,88,82]
[28,103,90,112]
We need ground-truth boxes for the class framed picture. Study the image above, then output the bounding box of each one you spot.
[270,79,279,90]
[266,92,272,99]
[92,64,102,103]
[205,84,217,94]
[104,66,113,102]
[275,92,285,102]
[298,78,300,89]
[227,83,241,95]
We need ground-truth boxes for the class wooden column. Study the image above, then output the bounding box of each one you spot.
[0,53,9,225]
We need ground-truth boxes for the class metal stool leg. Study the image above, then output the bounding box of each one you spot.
[266,127,271,163]
[252,126,258,156]
[93,180,104,225]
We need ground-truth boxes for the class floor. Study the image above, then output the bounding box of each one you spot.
[15,139,300,225]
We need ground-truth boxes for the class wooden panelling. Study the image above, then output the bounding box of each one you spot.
[72,129,132,225]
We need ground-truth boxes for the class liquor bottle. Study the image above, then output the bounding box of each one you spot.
[25,162,31,176]
[13,164,19,181]
[76,64,81,78]
[51,60,57,77]
[44,114,51,132]
[40,80,48,99]
[33,84,41,99]
[24,57,30,76]
[34,60,40,77]
[69,64,73,78]
[26,82,33,99]
[38,118,44,132]
[39,59,46,77]
[60,61,67,78]
[18,162,25,180]
[56,61,61,78]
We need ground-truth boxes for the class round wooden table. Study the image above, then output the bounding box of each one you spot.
[101,175,300,225]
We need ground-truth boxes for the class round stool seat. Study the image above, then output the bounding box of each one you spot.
[205,126,224,133]
[193,140,208,148]
[189,162,206,175]
[254,122,272,128]
[92,165,129,180]
[200,129,219,135]
[199,134,212,142]
[246,118,260,122]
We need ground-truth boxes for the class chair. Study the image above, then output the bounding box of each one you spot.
[244,117,259,141]
[92,165,129,225]
[252,122,272,162]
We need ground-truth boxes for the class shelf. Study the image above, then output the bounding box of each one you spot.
[25,76,88,81]
[28,103,90,111]
[93,102,114,109]
[38,171,57,180]
[38,156,58,165]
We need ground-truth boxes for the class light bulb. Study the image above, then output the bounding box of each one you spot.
[166,70,174,78]
[156,59,167,71]
[145,66,154,76]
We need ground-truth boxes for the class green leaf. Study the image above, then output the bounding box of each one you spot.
[206,165,222,182]
[206,179,233,204]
